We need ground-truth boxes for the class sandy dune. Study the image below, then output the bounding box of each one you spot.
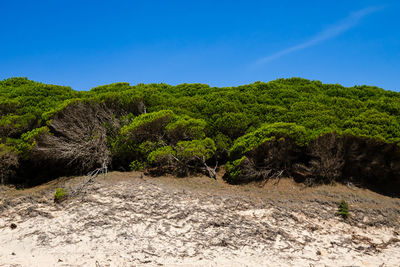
[1,172,399,266]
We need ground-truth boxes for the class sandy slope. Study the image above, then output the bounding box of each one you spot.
[1,172,399,266]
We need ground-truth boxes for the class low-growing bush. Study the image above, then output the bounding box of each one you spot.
[147,138,217,176]
[224,156,247,184]
[54,188,68,203]
[337,199,350,219]
[129,160,145,171]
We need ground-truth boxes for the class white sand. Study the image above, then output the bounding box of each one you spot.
[1,176,399,266]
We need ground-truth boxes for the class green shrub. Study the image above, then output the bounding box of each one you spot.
[229,122,309,160]
[147,146,176,165]
[15,126,51,159]
[129,160,145,171]
[224,156,247,183]
[1,77,400,190]
[138,140,165,155]
[214,112,255,139]
[166,115,207,141]
[147,138,217,175]
[120,110,173,141]
[109,135,140,168]
[175,138,216,162]
[213,133,232,156]
[54,188,68,203]
[337,199,350,219]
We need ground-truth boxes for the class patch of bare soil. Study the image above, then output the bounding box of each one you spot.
[1,171,399,266]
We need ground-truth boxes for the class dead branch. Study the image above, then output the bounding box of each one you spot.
[70,161,108,197]
[195,155,218,179]
[258,169,284,187]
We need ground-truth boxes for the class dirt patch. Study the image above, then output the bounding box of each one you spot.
[1,172,399,266]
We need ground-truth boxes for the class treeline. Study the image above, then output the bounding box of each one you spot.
[0,77,399,195]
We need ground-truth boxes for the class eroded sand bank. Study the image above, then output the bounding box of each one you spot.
[1,172,399,266]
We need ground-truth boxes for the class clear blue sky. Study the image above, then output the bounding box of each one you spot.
[1,0,399,91]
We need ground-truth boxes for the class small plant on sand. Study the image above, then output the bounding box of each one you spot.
[337,199,349,219]
[54,188,68,203]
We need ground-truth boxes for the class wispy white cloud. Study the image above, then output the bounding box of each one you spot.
[254,6,383,65]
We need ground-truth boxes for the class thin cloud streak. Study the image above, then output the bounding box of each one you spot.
[255,6,383,65]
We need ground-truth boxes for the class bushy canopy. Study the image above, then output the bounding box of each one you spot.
[229,122,309,160]
[1,77,399,195]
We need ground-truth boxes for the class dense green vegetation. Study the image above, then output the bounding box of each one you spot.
[1,77,399,195]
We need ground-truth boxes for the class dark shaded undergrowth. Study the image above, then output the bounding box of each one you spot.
[225,132,400,196]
